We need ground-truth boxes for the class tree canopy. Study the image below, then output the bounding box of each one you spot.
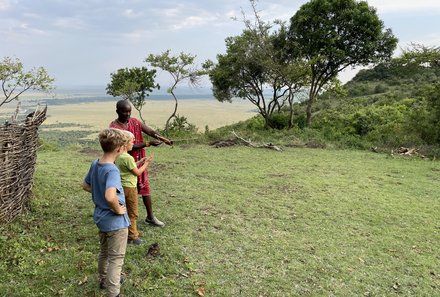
[207,1,309,128]
[145,50,206,132]
[106,67,158,123]
[288,0,398,125]
[0,57,54,108]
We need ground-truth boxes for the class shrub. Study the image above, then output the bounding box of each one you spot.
[167,115,197,133]
[267,112,290,129]
[245,115,266,131]
[37,138,60,152]
[374,84,388,94]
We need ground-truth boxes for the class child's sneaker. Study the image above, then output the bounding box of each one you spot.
[99,275,126,289]
[127,238,144,245]
[145,217,165,227]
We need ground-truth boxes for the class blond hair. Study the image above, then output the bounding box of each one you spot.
[98,128,126,152]
[121,130,135,144]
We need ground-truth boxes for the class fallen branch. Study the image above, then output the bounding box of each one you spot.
[391,147,425,158]
[210,138,237,148]
[231,131,282,151]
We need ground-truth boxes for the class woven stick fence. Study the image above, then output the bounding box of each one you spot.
[0,104,47,223]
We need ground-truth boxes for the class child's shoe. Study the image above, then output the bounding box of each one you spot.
[127,238,144,245]
[99,275,126,289]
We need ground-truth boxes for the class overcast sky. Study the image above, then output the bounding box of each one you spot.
[1,0,439,90]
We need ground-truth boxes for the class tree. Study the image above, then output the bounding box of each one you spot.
[206,0,309,129]
[288,0,398,125]
[0,57,54,108]
[106,67,158,123]
[399,43,440,69]
[391,43,440,80]
[145,50,206,132]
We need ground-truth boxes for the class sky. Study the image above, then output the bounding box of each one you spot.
[1,0,440,91]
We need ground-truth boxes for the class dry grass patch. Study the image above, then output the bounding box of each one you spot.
[43,100,256,131]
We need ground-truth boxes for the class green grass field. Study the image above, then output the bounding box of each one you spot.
[1,144,439,296]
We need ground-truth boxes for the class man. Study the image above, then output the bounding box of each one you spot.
[110,99,172,227]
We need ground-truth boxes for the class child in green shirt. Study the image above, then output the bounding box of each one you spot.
[116,131,153,245]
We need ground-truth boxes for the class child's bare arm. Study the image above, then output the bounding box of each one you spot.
[105,187,126,214]
[82,181,91,193]
[131,154,153,177]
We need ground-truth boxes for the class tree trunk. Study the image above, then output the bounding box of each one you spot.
[287,94,294,129]
[165,91,178,132]
[306,85,316,126]
[306,98,313,126]
[136,108,145,124]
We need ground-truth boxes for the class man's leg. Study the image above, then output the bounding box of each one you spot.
[142,194,153,220]
[143,195,164,227]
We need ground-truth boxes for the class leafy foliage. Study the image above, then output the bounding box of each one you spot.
[206,0,309,129]
[106,67,159,123]
[0,57,54,108]
[266,43,438,153]
[145,50,207,132]
[288,0,398,125]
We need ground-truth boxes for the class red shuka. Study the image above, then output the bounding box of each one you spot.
[110,118,150,196]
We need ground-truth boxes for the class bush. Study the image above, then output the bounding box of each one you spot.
[37,138,60,152]
[374,84,389,94]
[267,112,290,129]
[245,115,266,131]
[167,115,197,133]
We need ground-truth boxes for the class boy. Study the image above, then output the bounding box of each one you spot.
[116,130,153,245]
[82,128,130,297]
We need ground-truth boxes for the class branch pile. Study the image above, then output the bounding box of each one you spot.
[393,147,425,158]
[210,131,282,151]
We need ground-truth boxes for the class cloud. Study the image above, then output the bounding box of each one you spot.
[52,17,87,30]
[171,14,219,31]
[149,5,222,31]
[23,12,42,19]
[0,0,13,11]
[0,18,49,39]
[406,33,440,48]
[367,0,440,14]
[120,29,154,42]
[123,8,144,18]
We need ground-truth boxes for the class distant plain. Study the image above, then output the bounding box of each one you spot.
[42,99,256,131]
[0,88,256,132]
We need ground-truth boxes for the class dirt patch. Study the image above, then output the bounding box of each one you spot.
[149,162,171,177]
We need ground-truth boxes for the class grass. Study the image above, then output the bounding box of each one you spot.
[1,144,440,296]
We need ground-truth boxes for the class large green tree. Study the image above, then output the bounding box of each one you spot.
[288,0,398,125]
[207,1,309,128]
[106,67,158,123]
[145,50,206,132]
[0,57,54,108]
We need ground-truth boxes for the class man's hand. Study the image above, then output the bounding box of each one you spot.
[163,138,173,146]
[148,140,163,147]
[154,134,173,146]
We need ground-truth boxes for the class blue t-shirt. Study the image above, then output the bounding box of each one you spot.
[84,160,130,232]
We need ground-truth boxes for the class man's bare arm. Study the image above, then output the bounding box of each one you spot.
[140,122,173,146]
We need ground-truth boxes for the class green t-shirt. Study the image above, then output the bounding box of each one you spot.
[115,152,138,188]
